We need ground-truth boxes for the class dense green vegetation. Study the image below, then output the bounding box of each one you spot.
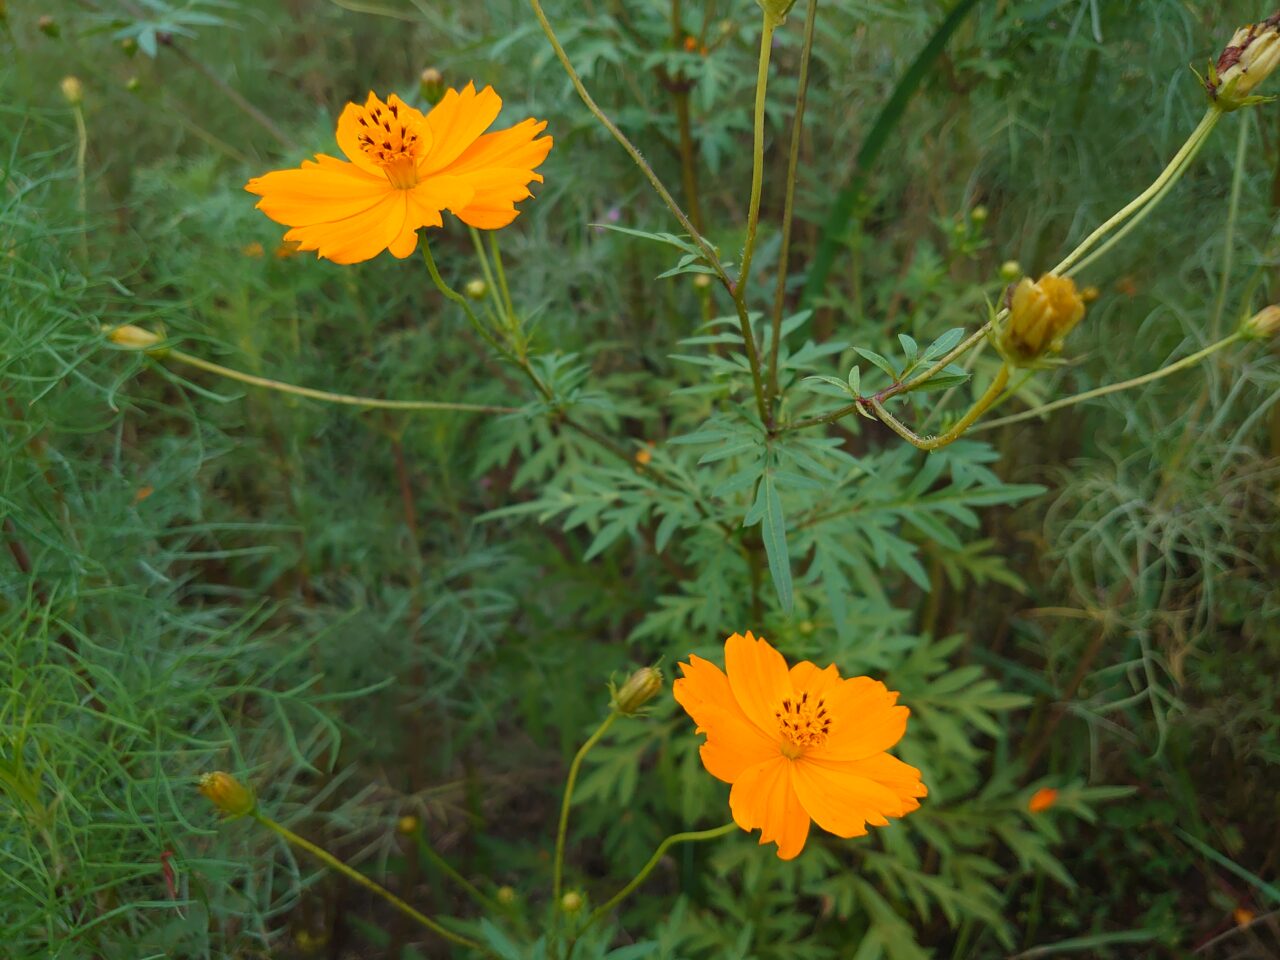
[2,1,1277,957]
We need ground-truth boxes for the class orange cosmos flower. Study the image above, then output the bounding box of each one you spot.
[674,632,926,860]
[245,84,552,264]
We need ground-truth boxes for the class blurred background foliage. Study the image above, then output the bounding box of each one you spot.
[1,0,1278,957]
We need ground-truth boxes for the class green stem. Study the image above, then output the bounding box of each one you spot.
[728,11,780,425]
[422,242,516,362]
[254,813,492,955]
[162,348,518,414]
[72,104,88,263]
[568,822,737,953]
[1051,106,1221,276]
[489,231,519,327]
[973,333,1245,432]
[412,828,502,913]
[468,226,506,324]
[552,712,619,908]
[768,0,819,414]
[1211,114,1251,339]
[737,12,778,299]
[1066,115,1217,278]
[870,364,1010,451]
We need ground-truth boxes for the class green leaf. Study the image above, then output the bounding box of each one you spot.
[853,346,899,380]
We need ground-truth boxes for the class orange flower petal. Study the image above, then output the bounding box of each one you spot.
[674,655,777,783]
[283,190,408,265]
[449,120,552,229]
[788,659,842,698]
[422,82,504,175]
[792,753,924,838]
[724,631,792,735]
[246,155,391,228]
[729,757,810,860]
[807,676,909,762]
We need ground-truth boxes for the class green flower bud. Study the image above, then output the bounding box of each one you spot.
[464,278,487,300]
[612,666,663,715]
[419,67,445,105]
[560,890,584,914]
[1240,305,1280,339]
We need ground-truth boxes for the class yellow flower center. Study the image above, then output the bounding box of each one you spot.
[354,98,423,189]
[775,691,830,757]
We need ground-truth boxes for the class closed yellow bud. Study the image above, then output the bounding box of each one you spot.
[105,324,167,356]
[60,76,83,106]
[1241,305,1280,339]
[1000,274,1086,365]
[397,814,419,835]
[198,771,255,817]
[496,885,517,906]
[1207,14,1280,110]
[612,666,663,715]
[465,278,487,300]
[999,260,1022,283]
[560,890,584,914]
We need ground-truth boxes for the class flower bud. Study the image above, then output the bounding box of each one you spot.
[198,771,255,817]
[693,273,712,290]
[496,885,517,906]
[121,37,138,57]
[560,890,584,914]
[998,260,1021,283]
[419,67,445,105]
[612,666,663,715]
[125,76,142,94]
[60,76,83,107]
[105,324,167,356]
[397,814,419,835]
[999,274,1086,365]
[464,278,487,300]
[969,205,988,224]
[1241,305,1280,339]
[38,15,59,37]
[1205,14,1280,110]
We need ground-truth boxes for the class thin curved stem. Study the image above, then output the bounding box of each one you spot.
[780,314,999,434]
[1052,106,1221,276]
[525,0,726,282]
[768,0,819,413]
[422,242,522,367]
[869,364,1009,451]
[162,349,518,414]
[411,828,502,913]
[552,712,619,908]
[973,333,1245,432]
[1066,115,1217,279]
[254,813,492,955]
[489,232,519,327]
[737,12,778,299]
[568,822,737,954]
